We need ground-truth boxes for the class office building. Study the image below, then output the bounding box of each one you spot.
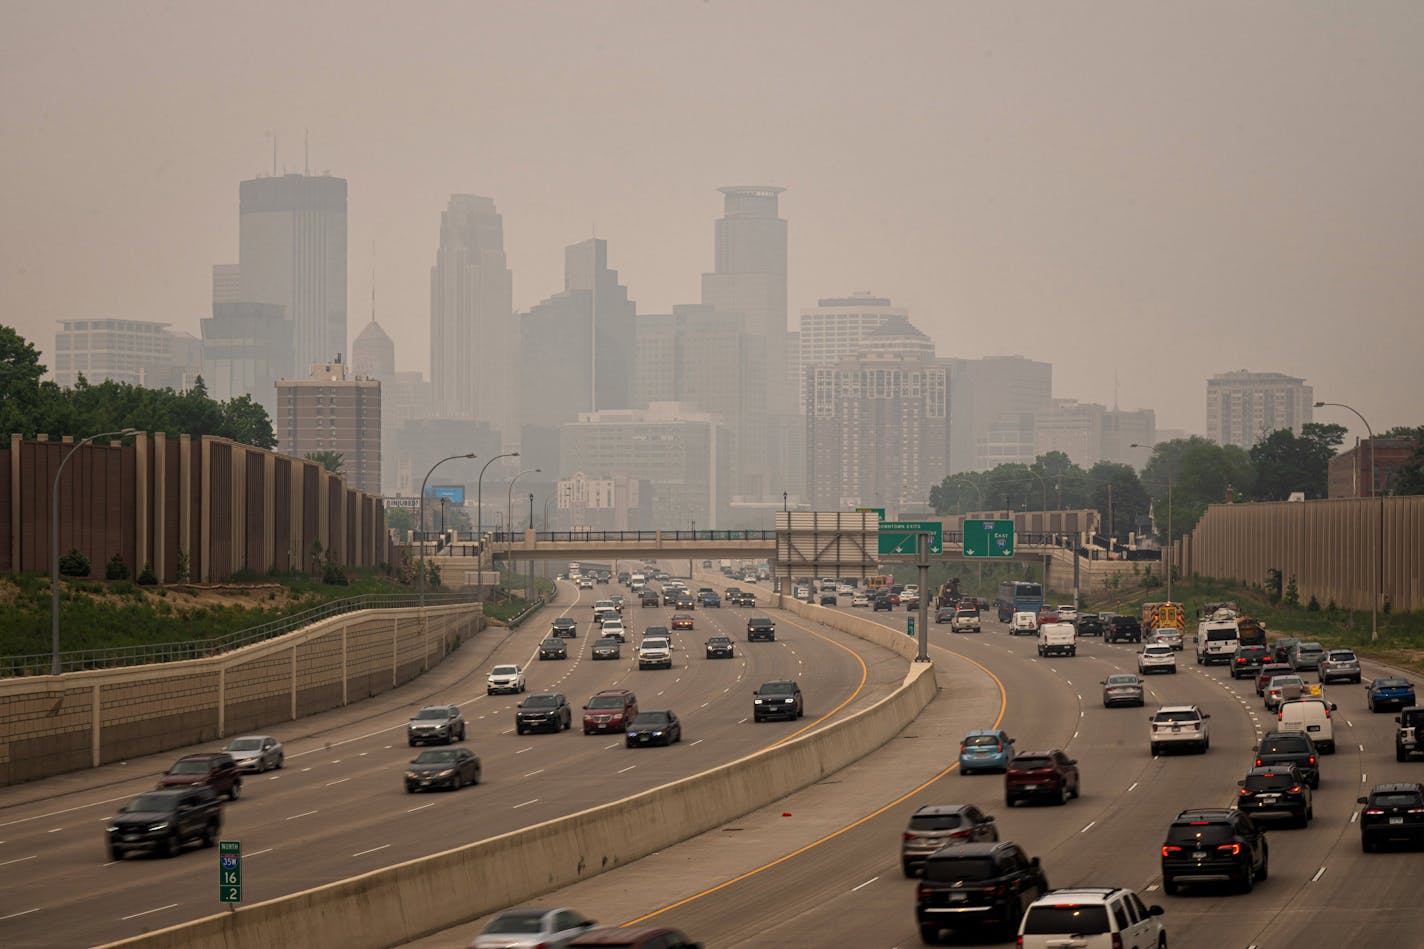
[1206,370,1313,449]
[430,195,515,437]
[947,355,1053,472]
[275,358,382,495]
[238,174,348,372]
[556,472,649,531]
[212,264,241,305]
[200,302,294,418]
[797,292,908,411]
[1328,436,1418,498]
[1101,407,1156,469]
[53,318,203,391]
[1033,400,1157,470]
[350,318,395,380]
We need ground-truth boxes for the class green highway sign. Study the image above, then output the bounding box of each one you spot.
[906,615,916,637]
[962,519,1015,558]
[219,840,241,903]
[855,507,886,522]
[878,520,943,556]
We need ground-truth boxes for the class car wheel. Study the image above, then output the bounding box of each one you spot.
[1151,743,1160,756]
[919,923,940,945]
[1238,861,1254,893]
[903,862,918,879]
[162,831,180,858]
[408,739,416,747]
[1399,745,1408,762]
[256,758,266,774]
[584,729,593,735]
[276,754,284,769]
[228,782,240,801]
[201,822,216,848]
[626,740,635,748]
[1159,934,1168,949]
[516,726,524,736]
[108,844,123,861]
[1071,778,1081,799]
[1006,794,1017,807]
[1257,850,1269,880]
[452,773,463,791]
[406,785,415,793]
[1309,774,1320,789]
[459,725,467,741]
[1058,783,1070,805]
[1362,834,1375,853]
[1162,877,1179,896]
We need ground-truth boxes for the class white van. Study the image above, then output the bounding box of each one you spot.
[1037,622,1077,657]
[1194,619,1240,665]
[1277,697,1337,753]
[1010,611,1039,636]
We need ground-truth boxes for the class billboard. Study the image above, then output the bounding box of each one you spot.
[427,485,466,505]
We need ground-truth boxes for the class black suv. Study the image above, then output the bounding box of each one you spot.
[705,636,734,659]
[107,787,222,859]
[915,841,1047,941]
[1254,731,1319,789]
[639,590,660,607]
[538,637,568,660]
[1160,808,1268,894]
[1236,764,1313,827]
[753,680,803,721]
[1075,613,1104,637]
[746,617,776,642]
[1358,782,1424,851]
[1105,615,1142,643]
[516,693,572,734]
[550,617,578,639]
[1231,644,1270,679]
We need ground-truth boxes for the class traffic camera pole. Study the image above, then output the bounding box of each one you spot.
[916,532,931,662]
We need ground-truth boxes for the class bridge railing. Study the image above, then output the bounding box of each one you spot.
[486,530,778,543]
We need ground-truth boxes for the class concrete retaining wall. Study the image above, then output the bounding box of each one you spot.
[0,604,484,786]
[104,589,938,949]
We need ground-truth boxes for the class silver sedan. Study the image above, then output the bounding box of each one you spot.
[1102,673,1146,707]
[222,735,284,773]
[470,907,597,949]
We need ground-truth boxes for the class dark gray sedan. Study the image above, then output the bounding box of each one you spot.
[404,748,481,792]
[1101,673,1146,708]
[538,638,568,660]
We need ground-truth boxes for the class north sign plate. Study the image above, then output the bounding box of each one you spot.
[878,520,943,556]
[962,519,1015,558]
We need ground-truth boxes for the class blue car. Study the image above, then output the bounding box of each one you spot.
[700,592,722,608]
[959,729,1016,774]
[1367,677,1416,713]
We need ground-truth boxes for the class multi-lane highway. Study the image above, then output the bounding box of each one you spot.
[0,576,910,948]
[408,587,1421,948]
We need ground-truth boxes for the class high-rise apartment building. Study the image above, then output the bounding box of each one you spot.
[430,195,515,438]
[238,174,347,371]
[200,303,294,418]
[947,355,1053,472]
[797,292,909,411]
[275,358,382,495]
[1206,370,1313,448]
[53,318,203,391]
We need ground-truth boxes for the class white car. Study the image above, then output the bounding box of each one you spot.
[1149,705,1210,754]
[851,592,869,607]
[794,586,811,600]
[600,619,627,642]
[1055,605,1078,623]
[1149,627,1185,651]
[637,637,673,670]
[1018,887,1165,949]
[1137,644,1178,675]
[837,583,855,596]
[903,584,919,598]
[487,664,526,695]
[1010,611,1039,636]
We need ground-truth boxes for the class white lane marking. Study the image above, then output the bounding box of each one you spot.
[1359,744,1365,752]
[406,802,437,813]
[617,765,637,774]
[1362,773,1368,783]
[738,718,749,724]
[1311,866,1327,883]
[1346,720,1353,727]
[325,777,350,787]
[1145,884,1159,892]
[1081,821,1096,833]
[851,876,879,892]
[246,847,273,857]
[514,746,534,755]
[604,742,620,750]
[524,769,545,778]
[120,903,179,921]
[700,702,710,709]
[285,809,319,821]
[359,751,368,757]
[690,739,704,747]
[0,907,41,921]
[512,799,539,809]
[352,844,390,857]
[330,760,341,765]
[1351,810,1360,824]
[268,775,280,780]
[301,767,313,773]
[1128,782,1139,792]
[46,827,62,833]
[0,854,37,867]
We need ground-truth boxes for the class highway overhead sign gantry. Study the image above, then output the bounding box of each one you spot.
[962,519,1015,558]
[878,520,943,556]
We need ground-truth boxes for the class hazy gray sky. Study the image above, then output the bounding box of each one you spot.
[3,1,1422,439]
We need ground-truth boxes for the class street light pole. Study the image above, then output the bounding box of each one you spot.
[52,428,140,676]
[1315,401,1380,642]
[419,452,476,607]
[1132,441,1173,603]
[507,467,541,591]
[1026,468,1049,598]
[476,451,519,535]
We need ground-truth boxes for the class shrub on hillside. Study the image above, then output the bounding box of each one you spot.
[59,548,91,577]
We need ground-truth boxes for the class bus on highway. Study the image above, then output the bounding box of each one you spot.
[997,580,1044,622]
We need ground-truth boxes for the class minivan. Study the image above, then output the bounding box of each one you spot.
[1277,698,1337,753]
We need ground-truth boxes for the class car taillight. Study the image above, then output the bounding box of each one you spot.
[1409,808,1424,814]
[960,744,968,754]
[1217,843,1242,855]
[1112,935,1124,949]
[995,743,1003,752]
[1162,845,1182,856]
[1290,786,1302,793]
[903,832,919,841]
[1255,758,1264,766]
[1308,756,1316,765]
[1364,808,1384,815]
[986,884,1006,896]
[1238,787,1251,796]
[917,884,930,898]
[949,829,972,840]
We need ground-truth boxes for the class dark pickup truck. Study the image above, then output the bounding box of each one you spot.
[746,617,776,642]
[915,841,1047,941]
[107,787,222,859]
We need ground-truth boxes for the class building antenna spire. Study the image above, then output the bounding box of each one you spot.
[272,133,277,176]
[304,128,309,175]
[370,240,376,325]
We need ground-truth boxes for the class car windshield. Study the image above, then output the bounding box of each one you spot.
[225,738,262,751]
[123,794,175,813]
[414,709,449,720]
[708,637,730,644]
[167,760,211,774]
[1012,757,1053,770]
[642,639,669,649]
[1206,629,1237,641]
[964,734,1001,747]
[1154,710,1199,722]
[491,666,519,676]
[1022,905,1110,935]
[1270,677,1303,689]
[924,857,997,882]
[485,911,546,934]
[759,682,797,695]
[1372,792,1424,807]
[595,637,618,647]
[1327,651,1356,661]
[553,619,574,627]
[1106,675,1139,686]
[541,639,563,648]
[1260,736,1309,754]
[645,627,669,636]
[413,750,458,764]
[1377,678,1410,688]
[588,695,627,709]
[909,813,964,831]
[632,712,669,726]
[524,695,559,708]
[1167,821,1233,845]
[1245,772,1295,790]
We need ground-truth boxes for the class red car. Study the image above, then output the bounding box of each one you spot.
[583,689,638,735]
[1005,749,1080,806]
[1037,609,1060,626]
[671,614,694,630]
[157,752,242,801]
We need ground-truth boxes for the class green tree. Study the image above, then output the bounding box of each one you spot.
[0,324,48,435]
[220,395,277,449]
[1383,426,1424,496]
[1249,423,1346,500]
[1143,437,1253,541]
[1086,461,1148,545]
[305,451,345,475]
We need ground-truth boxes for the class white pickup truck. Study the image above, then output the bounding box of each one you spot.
[637,637,672,670]
[1037,622,1077,658]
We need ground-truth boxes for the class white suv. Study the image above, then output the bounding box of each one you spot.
[1137,644,1178,675]
[486,664,526,695]
[1149,705,1210,755]
[1018,887,1166,949]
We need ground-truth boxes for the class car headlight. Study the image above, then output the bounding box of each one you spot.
[405,771,420,779]
[437,769,455,778]
[149,822,169,832]
[627,731,637,737]
[784,698,795,704]
[652,731,663,736]
[754,699,764,704]
[106,824,119,832]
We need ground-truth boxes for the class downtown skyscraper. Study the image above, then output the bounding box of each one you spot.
[429,195,515,438]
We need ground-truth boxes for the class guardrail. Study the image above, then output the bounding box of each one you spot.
[1,591,482,678]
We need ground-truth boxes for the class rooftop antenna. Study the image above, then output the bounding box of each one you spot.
[370,240,376,324]
[304,128,309,175]
[1113,369,1120,411]
[272,133,277,176]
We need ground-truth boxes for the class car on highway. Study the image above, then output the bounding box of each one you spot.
[1264,674,1306,711]
[704,636,734,659]
[1160,807,1268,894]
[872,594,893,611]
[662,588,681,606]
[1318,649,1362,684]
[1149,705,1210,755]
[408,705,467,746]
[591,636,622,660]
[1255,661,1293,696]
[752,680,803,721]
[674,594,696,611]
[1005,750,1080,806]
[1290,641,1326,672]
[899,803,998,877]
[1137,643,1177,675]
[583,689,638,735]
[626,710,682,747]
[577,577,594,589]
[933,605,954,624]
[1101,673,1146,708]
[794,585,811,600]
[1397,707,1424,761]
[538,637,568,660]
[1255,731,1320,788]
[1358,782,1424,851]
[1367,676,1417,712]
[670,613,694,631]
[746,616,776,641]
[958,729,1016,773]
[592,600,618,623]
[157,752,242,800]
[516,693,572,734]
[550,617,578,638]
[1277,697,1337,753]
[699,591,722,608]
[404,747,481,792]
[1036,607,1059,626]
[1017,887,1165,949]
[852,592,870,607]
[951,606,982,633]
[599,617,627,641]
[1010,611,1038,635]
[1148,626,1184,650]
[107,787,222,860]
[1074,613,1104,637]
[639,590,660,607]
[1271,637,1299,664]
[915,841,1048,942]
[1105,615,1143,643]
[487,664,526,695]
[637,637,673,670]
[1054,605,1078,623]
[566,926,701,949]
[1230,644,1269,679]
[470,907,598,949]
[901,594,920,610]
[818,590,838,606]
[222,735,284,773]
[1236,764,1313,827]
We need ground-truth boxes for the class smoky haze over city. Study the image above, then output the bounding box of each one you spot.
[4,1,1423,507]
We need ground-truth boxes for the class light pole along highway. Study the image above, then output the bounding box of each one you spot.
[1131,441,1174,604]
[1314,401,1382,642]
[506,467,541,592]
[51,428,140,675]
[419,453,476,606]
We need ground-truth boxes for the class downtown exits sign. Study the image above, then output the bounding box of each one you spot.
[878,520,943,556]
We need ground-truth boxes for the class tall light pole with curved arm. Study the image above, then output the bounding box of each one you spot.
[1315,401,1380,642]
[507,467,541,593]
[1132,442,1173,603]
[1025,467,1049,597]
[476,452,519,535]
[419,452,476,605]
[53,428,140,675]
